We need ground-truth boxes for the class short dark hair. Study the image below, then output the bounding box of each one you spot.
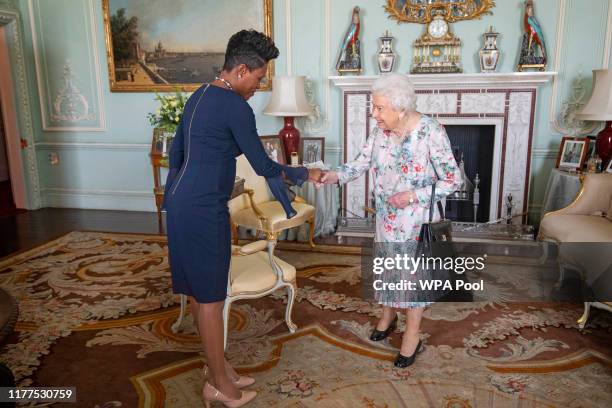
[222,29,279,71]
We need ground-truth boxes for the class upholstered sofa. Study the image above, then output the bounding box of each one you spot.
[538,173,612,328]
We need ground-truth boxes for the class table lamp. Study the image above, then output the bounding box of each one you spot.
[576,69,612,167]
[263,76,311,163]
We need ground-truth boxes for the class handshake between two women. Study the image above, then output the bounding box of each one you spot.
[306,168,339,187]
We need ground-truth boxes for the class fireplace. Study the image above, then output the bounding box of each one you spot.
[330,72,556,224]
[445,125,495,223]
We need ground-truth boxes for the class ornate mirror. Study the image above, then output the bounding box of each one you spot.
[385,0,495,24]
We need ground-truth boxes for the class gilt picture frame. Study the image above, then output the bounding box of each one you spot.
[102,0,274,92]
[260,135,286,165]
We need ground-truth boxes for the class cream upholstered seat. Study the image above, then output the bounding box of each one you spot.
[222,240,297,349]
[539,173,612,243]
[538,173,612,328]
[229,155,315,247]
[170,240,299,347]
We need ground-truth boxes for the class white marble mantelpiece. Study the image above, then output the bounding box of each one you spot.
[331,72,556,224]
[329,72,557,91]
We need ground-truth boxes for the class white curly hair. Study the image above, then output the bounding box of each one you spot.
[371,73,417,113]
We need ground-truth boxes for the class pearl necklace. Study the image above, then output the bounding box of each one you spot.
[215,76,233,90]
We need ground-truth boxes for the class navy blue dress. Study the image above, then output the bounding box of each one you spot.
[163,84,308,303]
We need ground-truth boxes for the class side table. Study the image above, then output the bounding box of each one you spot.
[541,168,583,217]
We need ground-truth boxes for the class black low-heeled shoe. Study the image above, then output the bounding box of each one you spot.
[394,340,423,368]
[369,314,398,342]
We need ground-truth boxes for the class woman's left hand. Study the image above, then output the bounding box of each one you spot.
[387,191,417,209]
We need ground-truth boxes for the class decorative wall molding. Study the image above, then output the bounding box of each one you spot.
[0,8,41,209]
[295,0,330,136]
[531,149,557,159]
[35,142,149,151]
[27,0,106,132]
[51,61,96,122]
[298,78,325,133]
[549,0,609,135]
[286,0,293,75]
[605,0,612,68]
[41,188,156,212]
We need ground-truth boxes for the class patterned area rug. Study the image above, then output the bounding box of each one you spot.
[0,231,611,407]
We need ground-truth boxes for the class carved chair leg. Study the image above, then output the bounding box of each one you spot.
[223,298,232,351]
[577,302,591,329]
[231,223,238,245]
[284,281,298,333]
[308,216,315,248]
[171,294,187,333]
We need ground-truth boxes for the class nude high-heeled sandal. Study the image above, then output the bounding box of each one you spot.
[202,365,256,388]
[202,382,257,408]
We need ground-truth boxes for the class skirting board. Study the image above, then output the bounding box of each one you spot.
[41,189,157,212]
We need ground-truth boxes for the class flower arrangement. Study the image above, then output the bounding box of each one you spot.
[147,91,191,133]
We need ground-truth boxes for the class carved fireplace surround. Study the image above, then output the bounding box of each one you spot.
[330,72,556,223]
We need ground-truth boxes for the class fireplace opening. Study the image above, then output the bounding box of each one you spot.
[444,125,495,222]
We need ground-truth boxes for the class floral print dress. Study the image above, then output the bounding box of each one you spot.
[337,115,462,308]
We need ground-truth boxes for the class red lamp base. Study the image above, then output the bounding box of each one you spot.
[596,121,612,168]
[278,116,300,163]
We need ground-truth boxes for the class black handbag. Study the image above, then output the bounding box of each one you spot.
[417,183,455,258]
[417,184,473,302]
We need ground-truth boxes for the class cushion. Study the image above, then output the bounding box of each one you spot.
[231,201,315,233]
[229,249,296,295]
[540,214,612,242]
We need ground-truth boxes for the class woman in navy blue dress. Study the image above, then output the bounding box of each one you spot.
[164,30,315,407]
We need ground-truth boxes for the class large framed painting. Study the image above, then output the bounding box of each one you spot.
[102,0,274,92]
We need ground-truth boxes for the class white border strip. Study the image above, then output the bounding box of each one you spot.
[41,187,151,197]
[35,142,149,151]
[324,0,331,129]
[28,0,106,132]
[604,0,612,68]
[286,0,292,75]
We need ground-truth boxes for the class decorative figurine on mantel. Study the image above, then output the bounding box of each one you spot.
[377,31,397,73]
[336,6,362,75]
[517,0,547,71]
[411,10,463,74]
[479,26,501,72]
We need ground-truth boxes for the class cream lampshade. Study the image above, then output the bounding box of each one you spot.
[576,69,612,167]
[264,76,311,162]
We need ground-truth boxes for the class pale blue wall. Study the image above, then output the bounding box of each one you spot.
[7,0,611,222]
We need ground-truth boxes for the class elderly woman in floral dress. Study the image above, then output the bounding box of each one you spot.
[321,73,462,367]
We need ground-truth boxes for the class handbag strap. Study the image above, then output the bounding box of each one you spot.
[428,183,446,222]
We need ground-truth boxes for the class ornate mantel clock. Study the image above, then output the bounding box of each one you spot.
[385,0,496,74]
[412,11,462,74]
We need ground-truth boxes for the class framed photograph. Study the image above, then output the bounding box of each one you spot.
[260,135,286,165]
[556,136,588,171]
[102,0,274,92]
[299,137,325,164]
[583,136,597,168]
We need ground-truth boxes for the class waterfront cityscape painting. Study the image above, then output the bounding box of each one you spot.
[103,0,273,92]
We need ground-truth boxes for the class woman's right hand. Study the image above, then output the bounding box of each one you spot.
[320,171,339,185]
